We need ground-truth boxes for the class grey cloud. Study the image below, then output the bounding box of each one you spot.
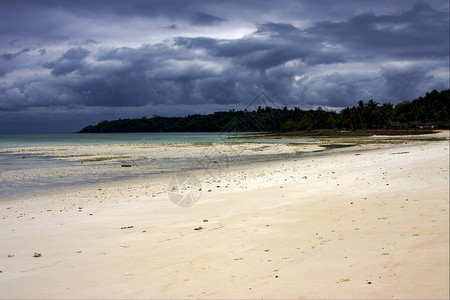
[8,39,20,47]
[0,47,31,60]
[189,12,225,25]
[97,45,163,65]
[69,39,99,46]
[0,0,448,133]
[48,60,86,77]
[381,65,436,101]
[4,12,449,110]
[164,24,178,29]
[0,0,228,41]
[301,72,377,107]
[44,47,90,76]
[255,22,299,35]
[309,2,449,59]
[0,47,32,77]
[60,47,90,61]
[176,2,449,69]
[175,23,329,69]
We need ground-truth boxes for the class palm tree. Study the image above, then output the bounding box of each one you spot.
[380,103,394,128]
[411,99,424,124]
[365,99,379,129]
[340,107,352,129]
[356,100,365,129]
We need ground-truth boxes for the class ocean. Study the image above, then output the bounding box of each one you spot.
[0,132,310,147]
[0,132,238,147]
[0,132,312,200]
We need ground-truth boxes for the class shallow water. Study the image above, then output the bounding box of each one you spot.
[0,132,312,147]
[0,132,230,147]
[0,132,313,200]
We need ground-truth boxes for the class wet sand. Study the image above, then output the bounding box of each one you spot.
[0,132,448,298]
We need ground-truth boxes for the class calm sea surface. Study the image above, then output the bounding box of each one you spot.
[0,132,309,147]
[0,133,312,200]
[0,132,235,147]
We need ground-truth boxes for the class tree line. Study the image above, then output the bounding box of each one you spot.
[80,89,450,133]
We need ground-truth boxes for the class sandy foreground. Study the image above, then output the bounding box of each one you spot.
[0,132,449,299]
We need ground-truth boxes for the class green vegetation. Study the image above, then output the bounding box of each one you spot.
[80,89,449,133]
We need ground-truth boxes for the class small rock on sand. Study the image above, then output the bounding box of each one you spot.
[33,252,42,258]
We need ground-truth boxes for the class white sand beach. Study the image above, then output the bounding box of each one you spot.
[0,132,449,299]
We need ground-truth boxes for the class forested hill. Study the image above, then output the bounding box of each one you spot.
[80,89,450,133]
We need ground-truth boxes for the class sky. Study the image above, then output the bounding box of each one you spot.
[0,0,448,133]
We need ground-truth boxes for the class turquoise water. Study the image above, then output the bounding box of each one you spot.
[0,132,313,200]
[0,132,311,147]
[0,132,234,147]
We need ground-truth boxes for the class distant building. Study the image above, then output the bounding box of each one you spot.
[388,122,407,129]
[407,121,437,129]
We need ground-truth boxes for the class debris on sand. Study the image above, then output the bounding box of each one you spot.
[33,252,42,258]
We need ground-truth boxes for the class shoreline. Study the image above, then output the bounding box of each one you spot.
[0,133,449,298]
[1,130,447,200]
[0,133,441,202]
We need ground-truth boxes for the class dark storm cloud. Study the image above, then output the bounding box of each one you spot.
[0,48,31,61]
[44,47,91,76]
[174,26,317,70]
[164,24,178,30]
[189,12,225,25]
[0,47,32,77]
[255,22,299,35]
[0,0,448,133]
[173,2,448,70]
[381,65,436,100]
[60,48,90,61]
[0,0,226,40]
[309,1,449,59]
